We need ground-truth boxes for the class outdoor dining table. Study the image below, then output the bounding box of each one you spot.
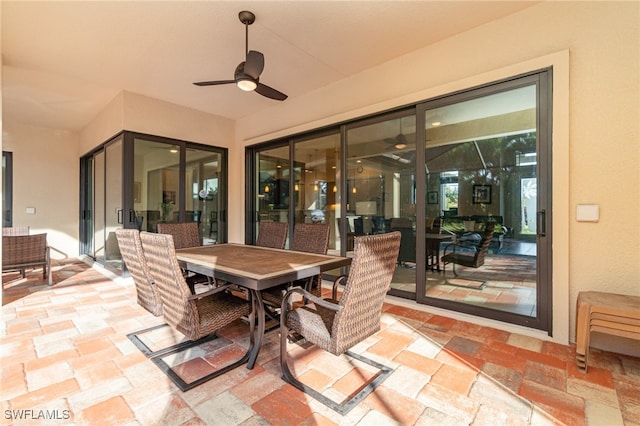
[175,243,352,369]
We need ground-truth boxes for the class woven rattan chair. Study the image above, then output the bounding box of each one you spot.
[2,233,51,284]
[255,221,288,249]
[2,226,30,236]
[156,222,201,249]
[441,222,495,276]
[157,222,211,291]
[135,231,255,391]
[115,229,163,317]
[261,223,330,307]
[280,231,401,414]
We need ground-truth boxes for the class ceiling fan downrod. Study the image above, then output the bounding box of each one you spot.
[239,11,255,59]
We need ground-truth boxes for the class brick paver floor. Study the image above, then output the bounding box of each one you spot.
[2,260,639,425]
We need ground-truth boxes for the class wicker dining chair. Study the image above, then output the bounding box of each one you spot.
[280,231,401,414]
[255,221,288,249]
[115,229,163,317]
[156,222,201,249]
[157,222,212,290]
[137,231,255,391]
[261,223,330,307]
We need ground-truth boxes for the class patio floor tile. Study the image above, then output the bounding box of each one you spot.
[2,260,639,425]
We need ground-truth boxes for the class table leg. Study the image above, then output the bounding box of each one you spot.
[247,289,265,369]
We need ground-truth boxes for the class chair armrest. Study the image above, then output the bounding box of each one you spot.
[443,240,479,257]
[187,283,235,300]
[332,275,347,300]
[281,286,342,314]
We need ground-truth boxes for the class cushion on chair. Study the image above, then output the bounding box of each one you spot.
[287,306,334,351]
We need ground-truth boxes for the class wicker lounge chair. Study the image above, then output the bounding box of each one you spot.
[2,226,30,236]
[2,233,51,284]
[279,231,401,414]
[441,222,495,276]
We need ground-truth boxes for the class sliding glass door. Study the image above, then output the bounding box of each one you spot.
[246,69,552,332]
[345,112,418,298]
[80,132,227,273]
[417,72,552,330]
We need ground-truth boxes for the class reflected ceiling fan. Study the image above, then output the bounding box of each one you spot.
[193,11,287,101]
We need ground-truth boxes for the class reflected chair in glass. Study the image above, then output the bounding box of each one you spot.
[255,221,288,249]
[279,231,401,414]
[115,229,163,317]
[138,232,256,391]
[441,222,495,276]
[390,217,416,265]
[261,223,330,308]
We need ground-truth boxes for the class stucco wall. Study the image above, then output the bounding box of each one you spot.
[2,123,80,259]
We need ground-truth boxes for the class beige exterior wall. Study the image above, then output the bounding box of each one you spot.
[2,123,80,259]
[2,2,638,348]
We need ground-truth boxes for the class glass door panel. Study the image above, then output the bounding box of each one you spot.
[185,148,223,244]
[133,139,181,233]
[254,145,290,244]
[293,132,341,274]
[422,84,541,319]
[93,150,106,261]
[346,113,417,297]
[104,138,123,269]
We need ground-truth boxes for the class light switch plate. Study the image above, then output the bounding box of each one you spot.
[576,204,599,222]
[25,207,36,215]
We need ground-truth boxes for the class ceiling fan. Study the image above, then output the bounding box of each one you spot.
[193,11,287,101]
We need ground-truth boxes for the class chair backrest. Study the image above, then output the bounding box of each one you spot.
[331,231,401,355]
[2,233,47,266]
[157,222,201,249]
[290,223,330,254]
[115,229,163,317]
[473,222,496,267]
[256,221,288,249]
[3,226,30,236]
[390,217,413,229]
[140,231,201,340]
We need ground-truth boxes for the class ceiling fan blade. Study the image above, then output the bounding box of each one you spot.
[244,50,264,79]
[193,80,235,86]
[255,82,288,101]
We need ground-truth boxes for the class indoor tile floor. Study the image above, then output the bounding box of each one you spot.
[2,260,639,426]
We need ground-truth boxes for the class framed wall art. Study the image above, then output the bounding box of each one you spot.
[472,184,492,204]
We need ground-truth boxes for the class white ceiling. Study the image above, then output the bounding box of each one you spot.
[1,1,539,131]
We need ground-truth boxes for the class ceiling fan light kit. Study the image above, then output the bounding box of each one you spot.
[193,11,287,101]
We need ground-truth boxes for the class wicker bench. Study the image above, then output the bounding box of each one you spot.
[2,233,52,285]
[575,291,640,371]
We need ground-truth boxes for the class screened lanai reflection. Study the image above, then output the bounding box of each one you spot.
[247,70,551,331]
[346,114,417,295]
[421,84,539,317]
